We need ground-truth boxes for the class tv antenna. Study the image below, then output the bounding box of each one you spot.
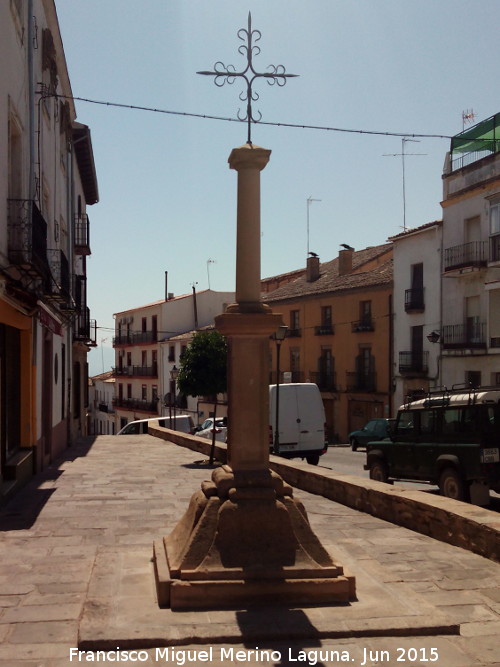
[462,109,477,130]
[306,196,321,257]
[383,137,426,231]
[206,259,216,289]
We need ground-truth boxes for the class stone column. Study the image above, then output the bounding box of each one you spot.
[154,143,355,610]
[216,143,281,473]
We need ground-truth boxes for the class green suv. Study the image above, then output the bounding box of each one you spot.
[364,388,500,505]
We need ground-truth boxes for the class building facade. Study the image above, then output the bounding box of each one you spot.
[264,246,393,442]
[89,371,115,435]
[0,0,98,498]
[113,289,233,432]
[440,113,500,389]
[389,221,443,409]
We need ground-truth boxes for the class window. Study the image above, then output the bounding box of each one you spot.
[321,306,332,327]
[142,317,147,332]
[490,201,500,261]
[465,370,481,389]
[290,310,300,334]
[142,385,147,400]
[168,345,175,362]
[360,301,372,326]
[127,384,132,399]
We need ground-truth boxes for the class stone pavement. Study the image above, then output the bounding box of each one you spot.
[0,434,499,666]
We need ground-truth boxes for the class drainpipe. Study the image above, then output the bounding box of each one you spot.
[28,0,35,201]
[192,283,198,329]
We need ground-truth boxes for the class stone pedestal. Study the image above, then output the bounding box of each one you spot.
[154,144,356,609]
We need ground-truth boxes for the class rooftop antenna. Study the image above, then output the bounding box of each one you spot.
[383,137,426,231]
[306,196,321,257]
[206,259,215,289]
[462,109,477,130]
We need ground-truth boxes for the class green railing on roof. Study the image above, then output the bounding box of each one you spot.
[451,112,500,170]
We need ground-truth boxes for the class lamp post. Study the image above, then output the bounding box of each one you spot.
[272,325,288,454]
[170,365,179,428]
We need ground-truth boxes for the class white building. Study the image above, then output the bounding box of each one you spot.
[389,221,442,410]
[0,0,98,498]
[440,113,500,388]
[89,371,115,435]
[113,289,233,432]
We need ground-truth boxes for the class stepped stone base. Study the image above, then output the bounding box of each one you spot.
[153,465,356,610]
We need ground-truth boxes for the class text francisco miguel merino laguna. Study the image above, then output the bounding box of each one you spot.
[69,645,387,665]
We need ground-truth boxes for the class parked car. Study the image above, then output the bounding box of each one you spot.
[269,383,327,465]
[348,418,392,451]
[116,415,195,435]
[194,418,227,442]
[364,387,500,505]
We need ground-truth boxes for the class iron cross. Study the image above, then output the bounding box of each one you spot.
[197,12,298,145]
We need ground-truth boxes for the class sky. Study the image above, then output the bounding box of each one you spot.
[54,0,500,375]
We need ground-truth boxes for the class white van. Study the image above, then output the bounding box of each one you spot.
[269,383,327,465]
[116,415,195,435]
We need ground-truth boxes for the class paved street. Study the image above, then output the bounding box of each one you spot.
[320,445,500,510]
[0,434,499,666]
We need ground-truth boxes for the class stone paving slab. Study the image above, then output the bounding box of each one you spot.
[0,435,500,666]
[78,542,458,649]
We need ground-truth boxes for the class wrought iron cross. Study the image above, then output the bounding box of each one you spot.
[197,12,298,144]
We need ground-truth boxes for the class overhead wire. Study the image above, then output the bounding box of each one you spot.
[56,94,454,142]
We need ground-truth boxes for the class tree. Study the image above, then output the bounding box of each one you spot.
[177,330,227,464]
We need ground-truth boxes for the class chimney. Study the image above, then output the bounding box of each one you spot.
[338,249,353,276]
[306,254,320,282]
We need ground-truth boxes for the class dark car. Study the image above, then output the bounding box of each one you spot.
[348,418,391,451]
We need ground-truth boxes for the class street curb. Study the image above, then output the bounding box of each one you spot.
[149,426,500,564]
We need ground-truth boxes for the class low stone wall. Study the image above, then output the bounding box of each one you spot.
[149,426,500,564]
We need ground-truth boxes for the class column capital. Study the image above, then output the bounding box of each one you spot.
[228,144,271,172]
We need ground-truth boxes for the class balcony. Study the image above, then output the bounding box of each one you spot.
[47,249,71,302]
[98,402,114,414]
[398,351,429,374]
[404,288,424,312]
[74,214,91,255]
[351,319,374,333]
[346,371,376,392]
[444,241,487,272]
[113,331,158,346]
[314,324,334,336]
[113,365,158,378]
[74,307,97,346]
[7,198,50,280]
[442,321,486,350]
[287,328,301,338]
[113,397,158,413]
[310,371,337,392]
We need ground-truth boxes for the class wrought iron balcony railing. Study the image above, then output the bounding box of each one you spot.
[442,321,486,349]
[113,365,158,378]
[112,397,158,413]
[7,198,50,279]
[346,371,377,393]
[74,306,97,346]
[404,288,425,312]
[74,214,91,255]
[47,249,71,301]
[444,241,487,271]
[398,351,429,374]
[314,324,334,336]
[351,319,374,333]
[310,371,337,392]
[113,331,158,346]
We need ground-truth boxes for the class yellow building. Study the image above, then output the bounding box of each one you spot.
[264,245,393,443]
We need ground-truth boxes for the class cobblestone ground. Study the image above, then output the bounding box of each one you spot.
[0,435,499,666]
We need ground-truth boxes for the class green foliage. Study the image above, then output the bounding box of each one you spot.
[177,330,227,398]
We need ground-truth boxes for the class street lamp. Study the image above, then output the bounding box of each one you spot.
[272,325,288,453]
[170,365,179,428]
